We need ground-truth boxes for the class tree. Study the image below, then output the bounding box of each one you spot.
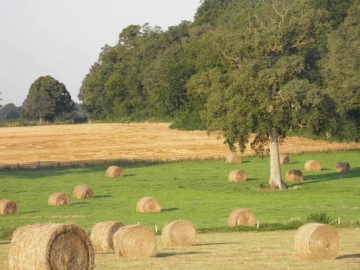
[22,76,74,122]
[0,92,2,107]
[0,103,21,120]
[202,0,339,189]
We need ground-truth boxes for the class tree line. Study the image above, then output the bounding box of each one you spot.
[77,0,359,141]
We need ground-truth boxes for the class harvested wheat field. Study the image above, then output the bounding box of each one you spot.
[1,228,360,269]
[0,123,359,168]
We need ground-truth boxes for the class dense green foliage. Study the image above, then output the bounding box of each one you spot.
[79,0,359,142]
[0,151,359,240]
[21,75,75,122]
[0,103,20,120]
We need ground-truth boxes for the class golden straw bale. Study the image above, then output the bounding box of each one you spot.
[228,208,256,227]
[304,160,321,172]
[48,192,71,206]
[113,225,157,258]
[226,153,241,163]
[228,170,247,182]
[73,184,94,200]
[106,166,124,178]
[162,220,197,246]
[280,155,290,165]
[335,162,350,173]
[294,223,339,260]
[285,169,304,182]
[136,197,161,213]
[8,223,95,270]
[0,199,17,215]
[90,221,125,253]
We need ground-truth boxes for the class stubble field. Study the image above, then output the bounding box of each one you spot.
[0,123,359,167]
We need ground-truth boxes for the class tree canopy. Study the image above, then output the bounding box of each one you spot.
[22,75,74,122]
[79,0,358,141]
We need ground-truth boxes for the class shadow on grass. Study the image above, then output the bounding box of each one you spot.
[161,207,179,212]
[336,254,360,260]
[70,202,89,206]
[195,242,239,246]
[156,251,209,258]
[287,167,360,187]
[94,195,112,199]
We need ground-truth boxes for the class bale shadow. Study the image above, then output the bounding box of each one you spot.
[336,254,360,260]
[161,207,179,212]
[94,195,112,199]
[156,251,209,258]
[70,202,89,206]
[287,167,360,187]
[195,242,239,246]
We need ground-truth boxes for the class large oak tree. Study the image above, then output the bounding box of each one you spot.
[201,0,340,189]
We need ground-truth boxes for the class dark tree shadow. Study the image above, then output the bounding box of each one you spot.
[287,167,360,188]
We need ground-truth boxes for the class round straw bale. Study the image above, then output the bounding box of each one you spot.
[304,160,321,172]
[280,155,290,165]
[226,153,241,163]
[335,162,350,173]
[285,169,304,182]
[0,199,17,215]
[106,166,124,178]
[294,223,339,260]
[136,197,161,213]
[113,225,157,258]
[73,184,94,200]
[90,221,125,253]
[228,170,247,182]
[8,223,95,270]
[162,220,196,246]
[228,208,256,227]
[48,192,71,206]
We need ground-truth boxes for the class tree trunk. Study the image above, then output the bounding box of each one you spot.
[268,131,287,190]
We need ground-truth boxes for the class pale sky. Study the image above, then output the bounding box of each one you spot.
[0,0,200,106]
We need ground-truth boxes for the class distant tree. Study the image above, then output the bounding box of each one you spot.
[0,92,2,107]
[0,103,21,120]
[21,76,74,122]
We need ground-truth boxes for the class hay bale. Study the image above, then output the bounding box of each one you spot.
[48,192,71,206]
[162,220,197,246]
[90,221,125,253]
[73,184,94,200]
[228,208,256,227]
[335,162,350,173]
[285,169,304,182]
[113,225,157,258]
[226,153,241,163]
[136,197,161,213]
[0,199,17,215]
[280,155,290,165]
[294,223,339,260]
[8,223,95,270]
[304,160,321,172]
[106,166,124,178]
[228,170,247,182]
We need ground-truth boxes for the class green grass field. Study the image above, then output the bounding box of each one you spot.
[0,151,359,240]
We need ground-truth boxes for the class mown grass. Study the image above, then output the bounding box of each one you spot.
[0,151,359,240]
